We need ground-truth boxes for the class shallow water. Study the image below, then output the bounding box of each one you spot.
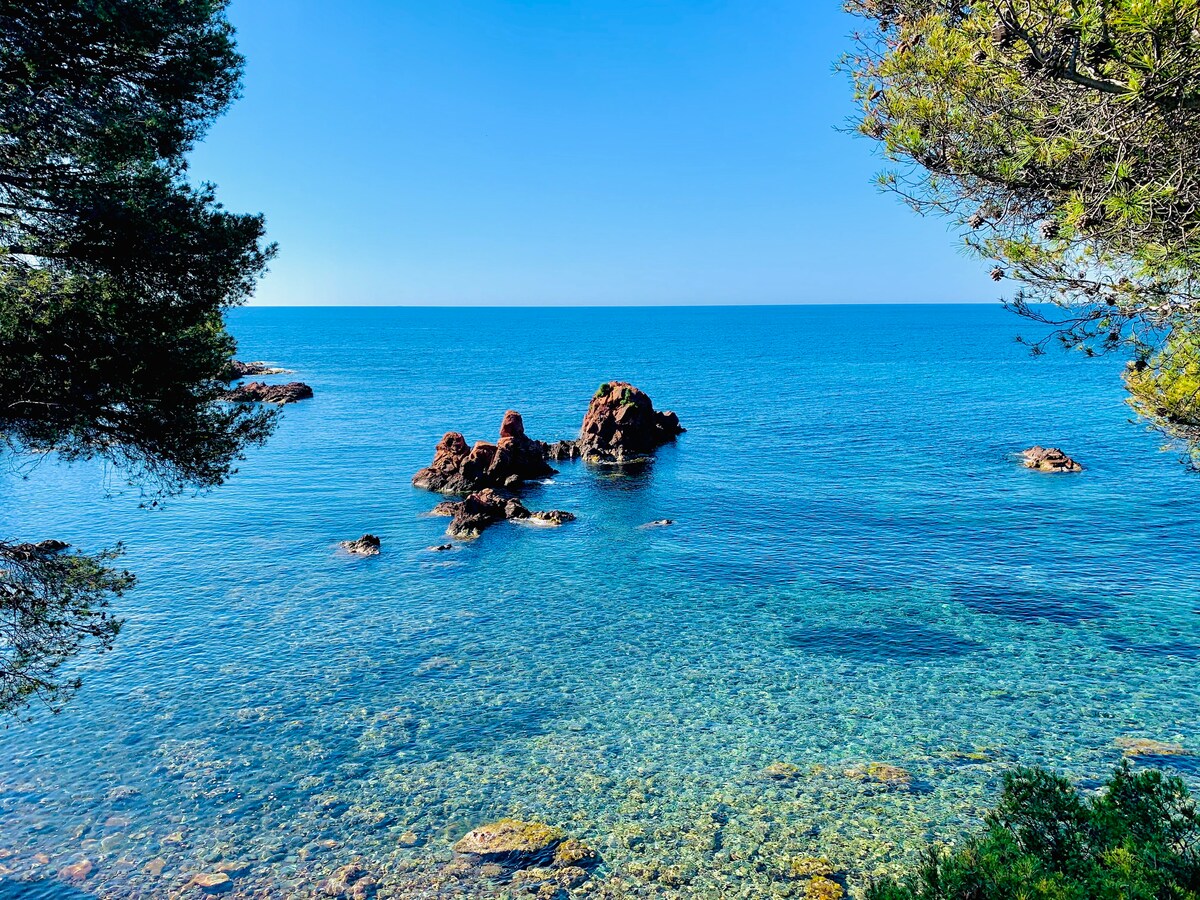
[2,305,1198,899]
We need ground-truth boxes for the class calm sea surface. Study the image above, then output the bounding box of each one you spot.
[2,305,1198,899]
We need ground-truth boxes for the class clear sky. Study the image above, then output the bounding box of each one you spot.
[191,0,992,306]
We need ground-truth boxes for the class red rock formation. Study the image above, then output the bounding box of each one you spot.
[577,381,684,463]
[222,381,313,404]
[412,411,555,494]
[1022,446,1083,473]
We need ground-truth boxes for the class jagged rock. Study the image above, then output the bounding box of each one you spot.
[430,490,573,539]
[547,440,581,461]
[528,510,576,527]
[341,535,381,556]
[224,360,288,380]
[578,382,684,463]
[413,411,555,494]
[5,539,69,560]
[223,381,313,404]
[1022,446,1082,472]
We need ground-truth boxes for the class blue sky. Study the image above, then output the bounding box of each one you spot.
[192,0,991,306]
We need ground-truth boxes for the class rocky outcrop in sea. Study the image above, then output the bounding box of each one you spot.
[412,382,682,540]
[1022,446,1082,472]
[576,381,685,463]
[413,411,556,494]
[223,381,314,404]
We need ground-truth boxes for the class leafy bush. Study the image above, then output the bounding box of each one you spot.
[868,764,1200,900]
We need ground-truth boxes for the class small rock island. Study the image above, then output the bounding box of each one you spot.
[1022,446,1083,472]
[412,382,683,539]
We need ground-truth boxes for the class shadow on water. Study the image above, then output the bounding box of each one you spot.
[954,584,1117,626]
[0,880,93,899]
[787,621,984,662]
[1105,634,1200,661]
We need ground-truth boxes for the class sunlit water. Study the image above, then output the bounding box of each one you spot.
[2,306,1198,899]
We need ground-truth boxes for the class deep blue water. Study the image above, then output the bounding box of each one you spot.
[2,305,1198,899]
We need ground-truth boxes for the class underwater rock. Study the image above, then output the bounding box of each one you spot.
[319,862,377,898]
[762,762,801,781]
[432,490,572,539]
[453,819,570,867]
[58,859,94,882]
[341,535,381,556]
[578,381,684,463]
[413,411,557,494]
[805,875,846,899]
[223,381,313,404]
[1115,737,1190,758]
[641,519,674,528]
[1022,446,1082,472]
[189,872,233,894]
[788,857,836,879]
[844,763,912,787]
[144,858,166,876]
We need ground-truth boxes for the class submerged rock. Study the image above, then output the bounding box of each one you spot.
[190,872,233,894]
[762,761,801,781]
[844,762,912,787]
[223,381,313,404]
[58,859,94,882]
[319,862,377,898]
[1022,446,1082,472]
[805,875,846,899]
[413,411,556,494]
[453,819,595,871]
[341,535,381,556]
[432,489,573,539]
[428,543,453,552]
[641,519,674,528]
[578,381,684,463]
[1115,736,1190,758]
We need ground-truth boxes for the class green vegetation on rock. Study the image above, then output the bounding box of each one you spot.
[865,764,1200,900]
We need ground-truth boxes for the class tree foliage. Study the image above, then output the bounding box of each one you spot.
[0,1,275,715]
[868,764,1200,900]
[843,0,1200,455]
[0,540,131,716]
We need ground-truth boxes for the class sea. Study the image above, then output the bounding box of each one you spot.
[1,305,1198,899]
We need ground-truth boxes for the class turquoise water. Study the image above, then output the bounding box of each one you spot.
[2,305,1198,899]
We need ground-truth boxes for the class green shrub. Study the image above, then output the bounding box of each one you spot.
[867,764,1200,900]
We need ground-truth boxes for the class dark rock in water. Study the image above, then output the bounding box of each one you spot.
[341,535,381,556]
[641,519,674,528]
[578,381,684,463]
[413,411,556,494]
[1022,446,1082,472]
[431,489,573,539]
[547,440,581,461]
[428,543,453,552]
[223,381,313,404]
[787,622,983,661]
[5,539,70,559]
[223,360,288,380]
